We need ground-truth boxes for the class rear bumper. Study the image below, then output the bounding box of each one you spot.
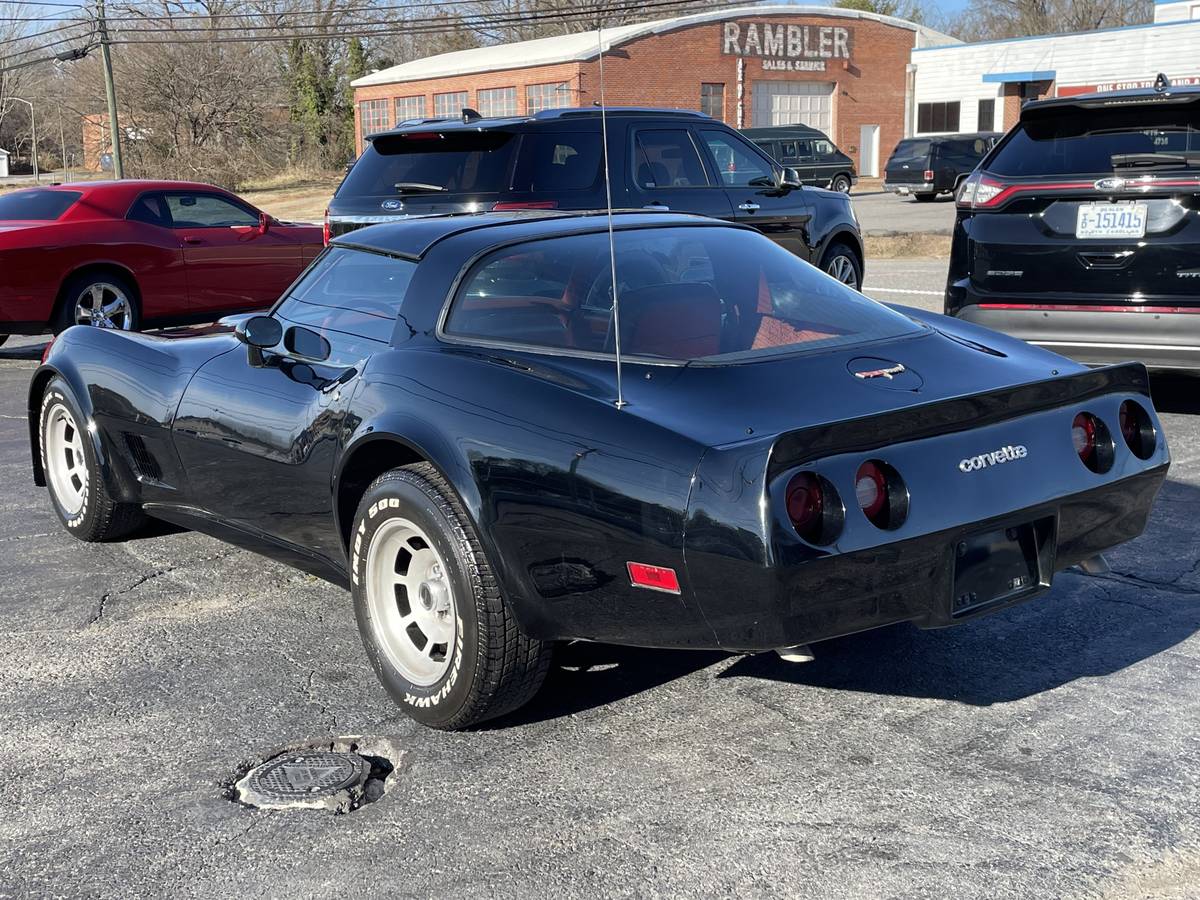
[884,181,934,195]
[955,304,1200,369]
[703,465,1166,651]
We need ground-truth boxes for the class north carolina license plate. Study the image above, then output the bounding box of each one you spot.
[1075,201,1147,239]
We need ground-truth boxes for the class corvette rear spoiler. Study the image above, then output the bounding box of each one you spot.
[769,362,1150,477]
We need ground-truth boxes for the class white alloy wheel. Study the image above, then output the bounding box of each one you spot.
[365,517,458,687]
[74,282,134,330]
[43,401,89,518]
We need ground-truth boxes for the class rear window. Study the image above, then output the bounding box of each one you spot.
[337,131,517,198]
[443,226,920,362]
[989,104,1200,177]
[0,189,81,221]
[889,140,931,163]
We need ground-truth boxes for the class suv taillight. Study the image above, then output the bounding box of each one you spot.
[956,172,1008,209]
[923,169,934,182]
[322,208,331,246]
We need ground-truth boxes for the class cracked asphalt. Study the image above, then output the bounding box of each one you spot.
[2,281,1200,897]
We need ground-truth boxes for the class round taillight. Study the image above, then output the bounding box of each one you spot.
[854,459,908,530]
[1072,412,1114,473]
[1119,399,1156,460]
[855,461,887,520]
[785,472,842,545]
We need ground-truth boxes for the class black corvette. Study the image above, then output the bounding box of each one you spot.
[30,211,1169,729]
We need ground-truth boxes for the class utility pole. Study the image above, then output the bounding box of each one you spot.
[97,0,123,178]
[10,97,38,182]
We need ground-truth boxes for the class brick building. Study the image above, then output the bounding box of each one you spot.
[351,5,957,177]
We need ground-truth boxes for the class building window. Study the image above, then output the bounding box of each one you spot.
[977,98,995,131]
[916,101,960,134]
[700,83,725,120]
[394,95,424,124]
[526,82,572,114]
[359,99,390,136]
[477,87,518,118]
[434,91,468,118]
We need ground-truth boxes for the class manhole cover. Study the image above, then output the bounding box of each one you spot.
[236,750,370,811]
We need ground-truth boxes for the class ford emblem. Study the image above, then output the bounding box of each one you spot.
[1094,177,1125,191]
[381,199,403,211]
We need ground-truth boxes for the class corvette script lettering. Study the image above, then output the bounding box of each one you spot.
[958,444,1028,473]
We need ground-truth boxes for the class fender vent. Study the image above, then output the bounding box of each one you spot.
[123,433,163,483]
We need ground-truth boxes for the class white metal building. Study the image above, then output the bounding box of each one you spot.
[909,0,1200,136]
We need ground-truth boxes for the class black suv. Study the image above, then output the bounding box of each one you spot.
[330,108,865,288]
[741,125,857,193]
[884,133,1000,201]
[947,81,1200,369]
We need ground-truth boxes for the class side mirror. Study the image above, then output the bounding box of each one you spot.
[235,314,282,348]
[258,212,271,234]
[780,167,802,189]
[284,325,331,362]
[235,315,282,367]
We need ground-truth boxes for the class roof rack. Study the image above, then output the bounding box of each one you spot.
[533,107,712,120]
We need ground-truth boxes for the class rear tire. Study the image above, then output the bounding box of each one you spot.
[820,242,862,291]
[350,463,552,729]
[53,271,141,334]
[39,377,145,541]
[830,173,852,193]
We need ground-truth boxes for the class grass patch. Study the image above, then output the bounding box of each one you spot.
[866,233,951,259]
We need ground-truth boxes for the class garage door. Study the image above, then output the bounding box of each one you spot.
[751,81,834,132]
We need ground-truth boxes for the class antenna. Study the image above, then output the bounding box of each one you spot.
[597,24,627,409]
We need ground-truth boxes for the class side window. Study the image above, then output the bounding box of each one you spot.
[699,130,776,187]
[794,140,813,160]
[128,193,173,227]
[163,192,259,228]
[633,129,710,189]
[275,248,415,365]
[779,141,799,161]
[813,139,834,158]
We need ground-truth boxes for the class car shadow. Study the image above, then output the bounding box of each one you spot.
[0,340,48,361]
[1149,371,1200,415]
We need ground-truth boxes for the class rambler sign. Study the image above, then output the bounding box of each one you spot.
[722,22,852,72]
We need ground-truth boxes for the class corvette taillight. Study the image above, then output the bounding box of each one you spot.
[855,460,908,530]
[1119,400,1156,460]
[1072,412,1113,473]
[785,472,841,545]
[322,208,331,246]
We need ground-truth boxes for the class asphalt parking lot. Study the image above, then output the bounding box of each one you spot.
[852,188,958,236]
[2,258,1199,897]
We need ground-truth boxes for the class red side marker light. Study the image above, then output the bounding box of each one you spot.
[322,207,331,246]
[41,334,57,363]
[627,562,681,594]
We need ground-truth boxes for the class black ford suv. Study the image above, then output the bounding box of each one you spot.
[947,80,1200,369]
[884,133,1000,201]
[329,108,865,288]
[741,125,857,193]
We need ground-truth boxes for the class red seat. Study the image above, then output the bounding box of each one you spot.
[619,283,723,359]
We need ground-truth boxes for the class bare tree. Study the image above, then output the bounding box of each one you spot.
[952,0,1153,40]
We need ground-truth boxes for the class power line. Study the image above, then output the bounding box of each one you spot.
[105,0,718,39]
[0,18,92,47]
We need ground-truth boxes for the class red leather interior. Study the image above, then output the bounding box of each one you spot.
[620,283,723,358]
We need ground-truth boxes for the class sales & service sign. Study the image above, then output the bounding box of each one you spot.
[722,21,852,71]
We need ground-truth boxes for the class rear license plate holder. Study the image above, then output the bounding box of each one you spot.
[1075,201,1147,239]
[951,516,1055,617]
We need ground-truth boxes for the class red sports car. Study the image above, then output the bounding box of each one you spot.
[0,180,323,345]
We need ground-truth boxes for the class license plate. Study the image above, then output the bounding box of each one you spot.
[952,520,1051,616]
[1075,201,1147,239]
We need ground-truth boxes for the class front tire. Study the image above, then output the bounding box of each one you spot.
[54,271,141,334]
[821,242,862,291]
[39,378,145,541]
[350,463,552,729]
[830,173,852,193]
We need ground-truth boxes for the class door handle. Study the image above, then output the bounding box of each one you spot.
[183,236,203,245]
[642,203,670,210]
[738,202,761,212]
